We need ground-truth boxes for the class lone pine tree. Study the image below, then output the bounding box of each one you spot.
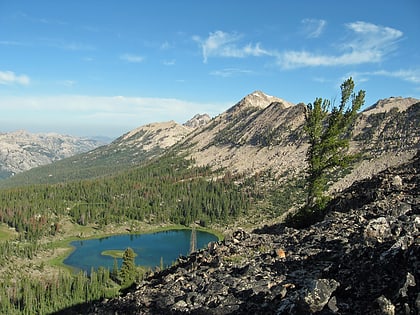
[292,77,365,226]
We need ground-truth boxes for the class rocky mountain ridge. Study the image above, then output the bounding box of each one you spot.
[179,93,419,195]
[113,114,211,152]
[0,130,103,179]
[362,96,419,114]
[115,121,193,152]
[82,151,419,315]
[2,92,419,193]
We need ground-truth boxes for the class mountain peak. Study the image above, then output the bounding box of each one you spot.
[183,113,211,129]
[228,91,294,114]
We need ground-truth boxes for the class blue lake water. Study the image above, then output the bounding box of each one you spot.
[63,229,218,273]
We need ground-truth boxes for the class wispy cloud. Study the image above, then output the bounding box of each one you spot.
[58,80,77,87]
[16,12,68,26]
[278,21,403,68]
[160,41,171,50]
[210,68,254,77]
[39,38,95,51]
[0,40,27,46]
[352,69,420,84]
[60,42,95,51]
[375,69,420,84]
[301,18,327,38]
[193,30,271,63]
[120,53,145,63]
[0,70,30,85]
[163,59,176,66]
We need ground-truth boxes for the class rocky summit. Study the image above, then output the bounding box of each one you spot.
[82,152,419,314]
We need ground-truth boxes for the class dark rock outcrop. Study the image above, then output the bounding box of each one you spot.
[84,152,419,315]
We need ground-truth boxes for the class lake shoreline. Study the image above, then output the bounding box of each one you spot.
[63,228,219,273]
[49,223,223,273]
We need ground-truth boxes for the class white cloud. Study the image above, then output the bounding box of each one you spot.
[58,80,77,87]
[0,70,30,85]
[352,69,420,84]
[120,53,145,63]
[342,21,402,56]
[160,41,171,50]
[0,40,26,46]
[301,18,327,38]
[40,38,95,51]
[163,59,176,66]
[379,69,420,84]
[278,21,403,68]
[193,30,271,63]
[210,68,254,77]
[56,41,95,51]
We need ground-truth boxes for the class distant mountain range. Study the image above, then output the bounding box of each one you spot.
[0,114,211,185]
[0,130,105,179]
[0,92,418,192]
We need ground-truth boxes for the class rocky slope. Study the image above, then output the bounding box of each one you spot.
[184,114,211,129]
[179,92,419,193]
[0,130,102,178]
[112,114,210,153]
[83,151,419,315]
[113,121,193,153]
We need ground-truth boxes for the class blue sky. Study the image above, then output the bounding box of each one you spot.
[1,0,419,138]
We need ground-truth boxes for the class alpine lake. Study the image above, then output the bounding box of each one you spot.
[63,229,219,273]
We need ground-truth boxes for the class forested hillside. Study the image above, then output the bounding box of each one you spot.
[0,154,253,242]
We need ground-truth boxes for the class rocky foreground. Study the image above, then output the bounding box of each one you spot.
[79,152,419,315]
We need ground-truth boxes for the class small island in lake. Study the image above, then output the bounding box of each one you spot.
[101,249,138,259]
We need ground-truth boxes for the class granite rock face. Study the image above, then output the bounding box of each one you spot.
[84,152,419,314]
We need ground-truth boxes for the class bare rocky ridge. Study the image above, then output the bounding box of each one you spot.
[115,121,193,152]
[82,152,419,315]
[3,92,418,191]
[0,130,102,178]
[179,93,419,195]
[362,96,419,115]
[115,115,211,151]
[180,92,307,182]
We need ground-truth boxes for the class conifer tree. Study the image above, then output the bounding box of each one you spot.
[120,247,136,288]
[302,77,365,220]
